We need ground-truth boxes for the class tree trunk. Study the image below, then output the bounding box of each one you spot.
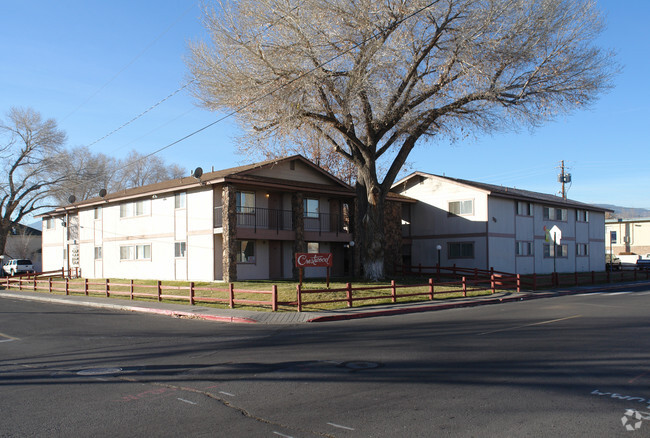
[355,177,386,281]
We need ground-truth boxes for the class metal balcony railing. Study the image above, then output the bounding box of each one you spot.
[214,206,293,232]
[214,207,350,235]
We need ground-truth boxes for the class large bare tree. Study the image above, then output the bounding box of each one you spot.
[187,0,616,280]
[0,107,67,256]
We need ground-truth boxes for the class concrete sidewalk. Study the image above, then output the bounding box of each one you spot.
[2,280,649,324]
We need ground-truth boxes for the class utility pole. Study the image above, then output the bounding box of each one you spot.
[557,160,572,200]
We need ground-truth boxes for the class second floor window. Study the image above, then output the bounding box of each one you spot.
[543,206,567,221]
[449,200,473,216]
[304,198,319,218]
[236,191,255,213]
[517,202,532,216]
[175,192,186,209]
[120,200,151,218]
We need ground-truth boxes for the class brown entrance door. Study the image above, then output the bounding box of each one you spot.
[269,240,283,279]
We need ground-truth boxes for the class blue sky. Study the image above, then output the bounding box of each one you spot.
[2,0,648,208]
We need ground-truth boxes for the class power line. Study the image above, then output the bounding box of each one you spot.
[61,4,196,123]
[64,1,440,196]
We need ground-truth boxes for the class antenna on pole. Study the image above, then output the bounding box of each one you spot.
[557,160,572,200]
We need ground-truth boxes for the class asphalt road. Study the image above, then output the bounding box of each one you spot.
[2,287,650,437]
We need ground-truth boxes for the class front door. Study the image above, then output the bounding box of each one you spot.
[269,241,283,279]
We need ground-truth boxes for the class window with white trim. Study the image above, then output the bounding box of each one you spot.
[516,241,534,256]
[449,200,474,216]
[576,209,589,222]
[120,200,151,218]
[175,192,186,209]
[544,243,568,258]
[175,242,187,258]
[577,243,589,256]
[304,198,320,218]
[94,207,102,220]
[516,202,533,216]
[94,246,102,260]
[120,244,151,261]
[543,206,567,221]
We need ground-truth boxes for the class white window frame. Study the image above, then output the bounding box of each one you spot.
[516,202,533,216]
[577,243,589,256]
[120,245,134,261]
[175,192,186,209]
[135,244,151,260]
[544,243,569,258]
[94,246,102,260]
[516,241,534,256]
[120,200,151,218]
[577,209,589,222]
[449,200,474,216]
[543,206,567,221]
[304,198,320,218]
[94,207,102,220]
[175,241,187,258]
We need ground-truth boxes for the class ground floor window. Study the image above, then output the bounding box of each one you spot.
[94,246,102,260]
[448,242,474,259]
[236,240,255,263]
[516,241,533,256]
[576,243,589,256]
[120,244,151,261]
[544,243,568,258]
[175,242,187,258]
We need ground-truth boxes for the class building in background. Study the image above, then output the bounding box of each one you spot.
[605,217,650,257]
[1,224,42,272]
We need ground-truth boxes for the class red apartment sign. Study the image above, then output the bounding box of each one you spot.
[295,253,333,268]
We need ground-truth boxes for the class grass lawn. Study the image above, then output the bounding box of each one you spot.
[11,276,499,312]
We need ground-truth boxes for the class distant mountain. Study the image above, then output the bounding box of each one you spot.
[598,205,650,219]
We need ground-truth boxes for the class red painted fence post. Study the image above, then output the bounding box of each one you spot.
[296,283,302,312]
[65,277,69,295]
[517,274,521,293]
[428,278,434,300]
[229,283,235,308]
[189,282,195,305]
[130,280,134,300]
[48,277,52,293]
[462,276,467,297]
[106,278,110,297]
[271,285,278,311]
[157,281,162,302]
[84,278,89,296]
[346,282,353,308]
[491,275,496,294]
[391,280,397,303]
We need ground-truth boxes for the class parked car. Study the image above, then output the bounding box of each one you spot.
[605,254,621,271]
[2,259,34,276]
[637,254,650,271]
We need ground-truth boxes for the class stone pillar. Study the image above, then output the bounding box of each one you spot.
[383,200,403,276]
[222,184,237,282]
[292,192,306,280]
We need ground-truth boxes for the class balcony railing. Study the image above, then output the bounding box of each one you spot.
[214,207,350,235]
[214,206,293,232]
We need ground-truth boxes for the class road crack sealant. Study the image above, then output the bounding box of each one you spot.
[116,376,336,438]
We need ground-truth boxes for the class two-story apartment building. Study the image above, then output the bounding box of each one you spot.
[393,172,609,274]
[41,156,357,282]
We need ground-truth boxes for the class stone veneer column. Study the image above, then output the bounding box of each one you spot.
[383,200,403,276]
[222,184,237,282]
[292,192,306,280]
